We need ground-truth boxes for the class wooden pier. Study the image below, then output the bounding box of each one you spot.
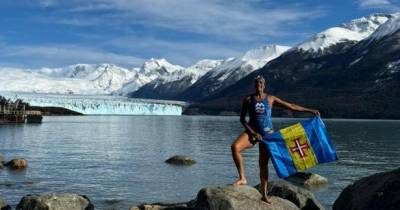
[0,96,42,124]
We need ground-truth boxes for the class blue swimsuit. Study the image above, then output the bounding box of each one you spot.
[248,95,273,137]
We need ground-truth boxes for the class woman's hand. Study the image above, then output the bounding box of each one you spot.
[311,109,320,116]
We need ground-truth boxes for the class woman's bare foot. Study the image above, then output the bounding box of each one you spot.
[261,196,272,204]
[232,178,247,186]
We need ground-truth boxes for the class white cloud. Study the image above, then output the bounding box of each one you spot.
[358,0,400,10]
[359,0,391,7]
[0,44,145,68]
[9,0,324,68]
[37,0,326,41]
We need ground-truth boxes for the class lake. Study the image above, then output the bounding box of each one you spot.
[1,116,399,209]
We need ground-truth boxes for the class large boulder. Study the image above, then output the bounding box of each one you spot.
[256,180,325,210]
[16,193,94,210]
[333,167,400,210]
[191,185,299,210]
[285,172,328,190]
[5,158,28,170]
[0,197,11,210]
[165,156,196,165]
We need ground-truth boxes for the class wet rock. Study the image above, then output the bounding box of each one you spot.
[0,197,11,210]
[192,185,299,210]
[5,158,28,170]
[256,180,325,210]
[286,172,328,190]
[16,193,94,210]
[165,156,196,165]
[333,167,400,210]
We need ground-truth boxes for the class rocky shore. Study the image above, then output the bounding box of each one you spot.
[1,163,398,210]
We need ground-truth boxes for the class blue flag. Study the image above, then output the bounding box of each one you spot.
[261,116,338,178]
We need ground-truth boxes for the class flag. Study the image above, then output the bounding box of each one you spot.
[261,116,338,178]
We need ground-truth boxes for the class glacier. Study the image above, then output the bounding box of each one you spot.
[0,92,185,115]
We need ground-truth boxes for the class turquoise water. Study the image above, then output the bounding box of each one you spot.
[0,116,399,209]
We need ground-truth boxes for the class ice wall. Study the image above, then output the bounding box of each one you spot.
[0,92,184,115]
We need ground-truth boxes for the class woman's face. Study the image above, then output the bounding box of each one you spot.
[254,80,265,91]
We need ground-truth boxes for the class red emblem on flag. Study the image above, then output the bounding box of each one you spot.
[290,138,310,158]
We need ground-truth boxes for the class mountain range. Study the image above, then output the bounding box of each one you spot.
[192,13,400,119]
[0,13,399,118]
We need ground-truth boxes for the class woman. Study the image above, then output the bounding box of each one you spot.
[231,75,319,204]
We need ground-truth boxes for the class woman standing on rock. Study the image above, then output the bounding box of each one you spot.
[231,75,319,204]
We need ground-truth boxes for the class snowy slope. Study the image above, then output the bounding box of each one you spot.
[115,58,187,95]
[40,64,137,92]
[135,58,184,80]
[0,58,186,95]
[128,59,223,99]
[158,59,222,84]
[369,13,400,40]
[207,45,291,81]
[178,45,290,100]
[1,64,141,94]
[296,14,391,52]
[0,68,102,94]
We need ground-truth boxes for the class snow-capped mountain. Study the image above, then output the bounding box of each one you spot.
[113,73,152,95]
[1,12,398,113]
[0,67,102,94]
[129,59,222,99]
[296,13,391,53]
[0,59,186,95]
[1,64,140,94]
[177,45,291,101]
[369,13,400,41]
[198,14,400,118]
[134,58,184,80]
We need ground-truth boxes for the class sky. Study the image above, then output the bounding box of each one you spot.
[0,0,399,69]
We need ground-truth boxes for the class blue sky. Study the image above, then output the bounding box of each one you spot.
[0,0,398,68]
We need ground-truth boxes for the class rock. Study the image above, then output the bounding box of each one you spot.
[5,158,28,170]
[333,167,400,210]
[0,197,11,210]
[256,180,325,210]
[192,185,300,210]
[286,172,328,190]
[16,193,94,210]
[165,156,196,165]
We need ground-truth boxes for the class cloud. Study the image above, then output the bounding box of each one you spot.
[6,0,323,68]
[0,43,145,68]
[358,0,399,10]
[36,16,103,27]
[34,0,326,41]
[359,0,391,7]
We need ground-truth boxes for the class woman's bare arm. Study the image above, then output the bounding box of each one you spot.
[270,95,320,116]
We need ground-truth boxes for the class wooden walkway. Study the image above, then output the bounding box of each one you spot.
[0,110,42,123]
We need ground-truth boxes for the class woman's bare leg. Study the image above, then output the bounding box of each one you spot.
[259,142,272,204]
[231,131,254,186]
